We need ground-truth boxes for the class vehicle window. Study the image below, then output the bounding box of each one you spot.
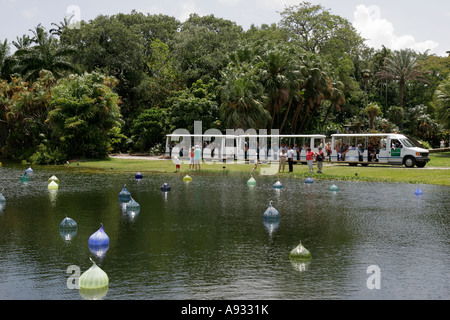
[400,138,416,148]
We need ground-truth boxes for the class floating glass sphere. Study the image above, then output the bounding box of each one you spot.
[79,259,109,290]
[289,241,312,260]
[48,181,59,190]
[25,167,33,175]
[305,177,313,184]
[247,176,256,186]
[329,184,339,192]
[273,181,282,189]
[414,187,423,196]
[160,183,171,192]
[183,175,192,182]
[118,185,131,203]
[59,217,78,241]
[135,172,143,180]
[263,200,280,220]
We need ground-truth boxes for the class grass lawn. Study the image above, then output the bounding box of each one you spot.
[62,152,450,186]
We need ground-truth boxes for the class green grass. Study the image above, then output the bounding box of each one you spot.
[60,152,450,186]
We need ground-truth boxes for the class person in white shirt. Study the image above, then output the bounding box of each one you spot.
[279,149,287,173]
[287,146,295,172]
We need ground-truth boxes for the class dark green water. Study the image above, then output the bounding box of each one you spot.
[0,164,449,300]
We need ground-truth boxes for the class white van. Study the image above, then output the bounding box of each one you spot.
[330,133,430,168]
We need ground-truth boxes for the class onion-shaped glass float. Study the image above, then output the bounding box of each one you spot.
[135,172,143,180]
[48,181,59,190]
[247,176,256,186]
[160,183,171,192]
[25,167,33,175]
[289,241,312,261]
[305,177,313,184]
[89,224,110,247]
[20,173,30,182]
[119,185,131,203]
[273,181,282,189]
[48,175,59,184]
[79,258,109,290]
[126,197,140,213]
[414,187,423,196]
[263,200,280,220]
[183,175,192,182]
[329,184,339,192]
[59,217,78,241]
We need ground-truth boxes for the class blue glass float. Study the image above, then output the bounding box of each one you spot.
[25,167,33,175]
[273,181,282,189]
[263,201,280,220]
[89,224,110,247]
[118,185,131,203]
[160,183,171,192]
[305,177,313,184]
[414,187,423,196]
[135,172,143,180]
[329,184,339,192]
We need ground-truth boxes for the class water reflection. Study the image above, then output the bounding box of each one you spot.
[0,164,448,300]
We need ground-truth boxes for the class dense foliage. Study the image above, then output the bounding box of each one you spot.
[0,2,449,163]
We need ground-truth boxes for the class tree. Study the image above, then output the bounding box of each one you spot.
[14,24,77,81]
[365,103,382,130]
[434,76,450,130]
[171,14,243,86]
[218,65,270,129]
[0,39,15,80]
[374,49,430,110]
[47,72,123,160]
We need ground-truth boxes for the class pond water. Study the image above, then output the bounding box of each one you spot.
[0,164,449,300]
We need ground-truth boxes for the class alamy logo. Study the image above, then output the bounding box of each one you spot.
[366,265,381,289]
[66,5,81,29]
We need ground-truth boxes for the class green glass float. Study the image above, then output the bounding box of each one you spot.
[247,176,256,186]
[329,184,339,192]
[48,175,59,184]
[79,258,109,290]
[48,181,59,190]
[59,217,78,241]
[183,175,192,182]
[20,172,30,183]
[289,241,311,261]
[126,197,140,214]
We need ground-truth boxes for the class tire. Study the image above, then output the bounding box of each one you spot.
[416,162,426,168]
[403,156,416,168]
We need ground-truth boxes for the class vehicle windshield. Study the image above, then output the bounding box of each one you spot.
[400,138,416,148]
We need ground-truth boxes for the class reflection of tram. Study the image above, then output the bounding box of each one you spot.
[330,133,430,167]
[165,132,430,168]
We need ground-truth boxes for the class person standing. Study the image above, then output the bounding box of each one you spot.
[189,147,195,170]
[316,147,324,173]
[279,149,287,173]
[287,146,295,172]
[306,147,314,173]
[194,145,202,171]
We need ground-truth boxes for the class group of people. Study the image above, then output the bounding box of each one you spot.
[277,145,325,174]
[173,145,202,172]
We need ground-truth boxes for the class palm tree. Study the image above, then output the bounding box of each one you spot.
[14,24,77,81]
[218,65,270,130]
[434,76,450,129]
[365,102,382,130]
[374,49,430,109]
[0,39,16,80]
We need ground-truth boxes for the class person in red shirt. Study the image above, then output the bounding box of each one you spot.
[306,148,314,173]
